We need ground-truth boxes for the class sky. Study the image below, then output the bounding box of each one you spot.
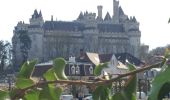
[0,0,170,50]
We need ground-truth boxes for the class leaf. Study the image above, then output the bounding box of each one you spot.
[94,62,108,76]
[39,84,53,100]
[43,68,63,100]
[168,18,170,23]
[164,48,170,58]
[111,63,137,100]
[18,60,37,78]
[24,89,40,100]
[92,86,110,100]
[148,64,170,100]
[158,82,170,100]
[53,58,67,80]
[49,86,63,100]
[111,92,124,100]
[16,78,35,89]
[123,63,137,100]
[0,89,9,100]
[9,88,18,99]
[43,68,58,81]
[39,84,63,100]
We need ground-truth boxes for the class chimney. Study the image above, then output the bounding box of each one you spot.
[80,49,85,60]
[97,5,103,19]
[51,15,53,21]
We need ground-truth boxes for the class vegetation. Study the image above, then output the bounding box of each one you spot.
[0,40,12,72]
[0,50,170,100]
[18,30,31,63]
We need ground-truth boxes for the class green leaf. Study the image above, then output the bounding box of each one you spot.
[112,63,137,100]
[148,64,170,100]
[53,58,67,80]
[42,68,63,100]
[49,86,63,100]
[18,60,37,78]
[0,89,9,100]
[43,68,58,81]
[164,48,170,58]
[92,86,110,100]
[9,88,18,99]
[39,85,53,100]
[111,92,124,100]
[39,84,63,100]
[123,63,137,100]
[43,68,63,100]
[94,62,108,76]
[24,89,40,100]
[16,78,34,89]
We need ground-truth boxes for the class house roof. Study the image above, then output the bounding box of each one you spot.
[32,52,144,77]
[97,53,144,66]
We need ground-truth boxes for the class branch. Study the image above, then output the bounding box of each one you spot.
[12,61,164,99]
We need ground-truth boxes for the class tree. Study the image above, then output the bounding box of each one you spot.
[18,30,31,63]
[0,41,12,72]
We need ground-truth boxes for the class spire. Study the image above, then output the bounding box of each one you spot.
[39,10,42,17]
[132,16,137,22]
[77,12,84,20]
[119,6,124,15]
[104,12,111,21]
[32,9,39,19]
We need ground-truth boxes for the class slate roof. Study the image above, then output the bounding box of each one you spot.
[32,52,144,77]
[104,12,112,21]
[32,62,94,77]
[119,7,124,15]
[99,53,144,66]
[43,21,84,31]
[28,25,41,28]
[43,20,124,33]
[97,24,124,32]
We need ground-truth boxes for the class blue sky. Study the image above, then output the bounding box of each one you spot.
[0,0,170,50]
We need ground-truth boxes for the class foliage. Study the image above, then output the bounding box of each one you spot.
[0,40,12,72]
[18,30,31,63]
[0,52,170,100]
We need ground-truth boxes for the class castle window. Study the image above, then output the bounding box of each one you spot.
[71,65,75,75]
[76,65,80,74]
[89,65,93,75]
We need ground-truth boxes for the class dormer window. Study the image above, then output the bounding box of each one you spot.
[76,65,80,74]
[89,65,93,75]
[71,65,75,75]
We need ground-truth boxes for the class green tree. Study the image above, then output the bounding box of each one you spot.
[0,41,12,72]
[18,30,31,63]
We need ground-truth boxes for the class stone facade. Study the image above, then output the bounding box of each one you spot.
[12,0,141,68]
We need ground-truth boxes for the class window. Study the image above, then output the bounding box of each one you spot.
[76,65,80,74]
[89,65,93,75]
[71,65,75,75]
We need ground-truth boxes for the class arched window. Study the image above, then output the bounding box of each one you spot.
[76,65,80,74]
[71,65,75,75]
[89,65,93,75]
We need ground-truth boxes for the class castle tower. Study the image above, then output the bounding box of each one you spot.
[29,9,44,26]
[113,0,119,23]
[97,5,103,20]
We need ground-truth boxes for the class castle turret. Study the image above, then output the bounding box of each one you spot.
[97,5,103,20]
[29,9,44,26]
[112,0,119,23]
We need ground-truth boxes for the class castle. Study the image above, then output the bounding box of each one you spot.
[12,0,141,68]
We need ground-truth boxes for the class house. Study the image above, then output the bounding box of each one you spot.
[32,52,144,95]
